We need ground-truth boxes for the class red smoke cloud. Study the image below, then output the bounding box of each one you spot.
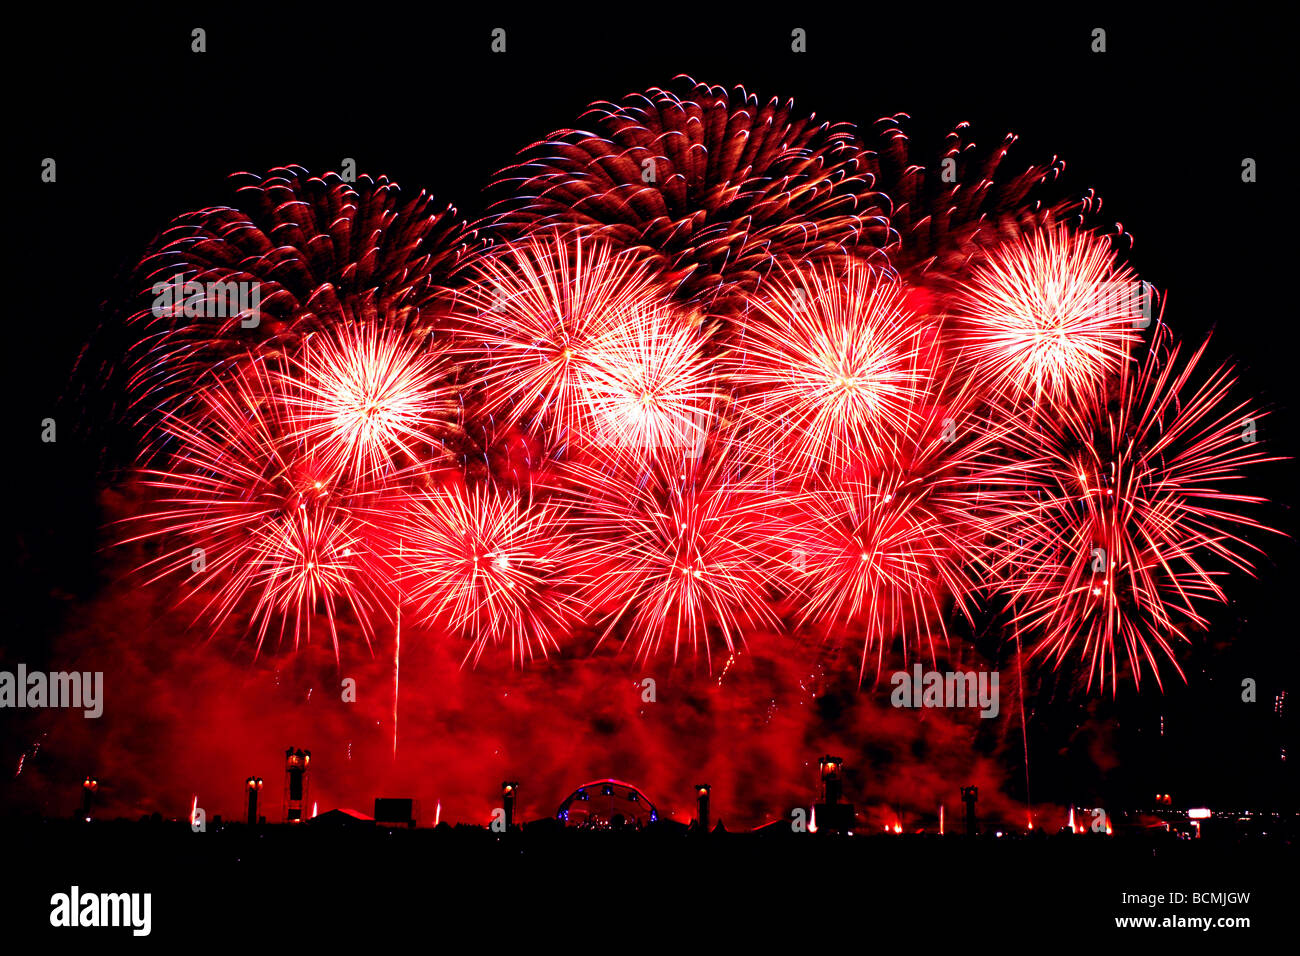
[6,486,1045,832]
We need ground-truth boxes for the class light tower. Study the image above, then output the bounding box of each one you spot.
[284,749,311,823]
[961,785,978,836]
[695,784,711,833]
[81,776,98,820]
[245,777,263,826]
[814,755,855,833]
[819,756,843,805]
[502,781,519,830]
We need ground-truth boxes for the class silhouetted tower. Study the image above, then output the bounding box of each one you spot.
[81,776,98,819]
[961,786,978,836]
[284,749,310,823]
[815,755,855,832]
[502,781,518,829]
[246,777,263,826]
[695,784,711,832]
[820,756,844,805]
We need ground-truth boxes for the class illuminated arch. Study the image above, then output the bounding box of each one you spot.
[556,778,659,828]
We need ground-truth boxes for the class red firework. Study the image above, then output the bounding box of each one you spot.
[780,389,1017,678]
[392,483,583,665]
[123,358,388,659]
[78,88,1277,700]
[727,260,933,478]
[489,77,890,307]
[862,114,1089,281]
[563,450,781,665]
[986,326,1278,693]
[281,317,463,483]
[953,227,1144,410]
[450,231,678,446]
[577,301,719,464]
[96,166,479,455]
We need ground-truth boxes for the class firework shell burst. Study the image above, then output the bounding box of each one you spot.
[984,325,1278,693]
[387,481,584,666]
[450,231,682,447]
[560,448,784,666]
[280,314,465,484]
[122,357,391,661]
[861,114,1090,282]
[777,380,1027,678]
[87,165,480,455]
[952,226,1144,412]
[726,259,934,480]
[489,76,892,311]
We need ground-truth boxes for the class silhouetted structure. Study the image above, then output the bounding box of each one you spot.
[815,756,855,832]
[375,798,416,828]
[502,782,518,830]
[284,749,310,823]
[961,786,978,836]
[556,779,659,828]
[81,776,98,820]
[245,777,262,826]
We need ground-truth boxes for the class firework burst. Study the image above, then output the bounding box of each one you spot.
[489,77,890,309]
[780,390,1017,678]
[727,260,933,478]
[123,358,388,660]
[863,115,1088,281]
[88,166,479,455]
[952,227,1144,411]
[74,84,1278,698]
[281,317,463,483]
[563,450,782,665]
[393,483,583,665]
[451,232,677,447]
[987,326,1277,693]
[577,302,719,464]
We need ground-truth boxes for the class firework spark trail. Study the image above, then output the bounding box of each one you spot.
[393,540,402,759]
[986,324,1279,693]
[1015,631,1032,822]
